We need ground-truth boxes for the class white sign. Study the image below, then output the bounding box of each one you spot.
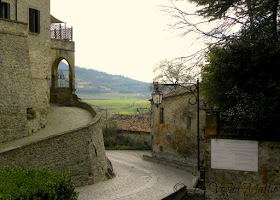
[211,139,258,172]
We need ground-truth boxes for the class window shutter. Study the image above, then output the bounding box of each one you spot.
[36,10,40,33]
[29,8,40,33]
[0,2,3,18]
[6,3,10,19]
[29,8,34,32]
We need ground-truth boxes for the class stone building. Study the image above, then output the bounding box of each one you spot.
[105,114,151,148]
[150,87,207,173]
[0,0,114,186]
[0,0,75,142]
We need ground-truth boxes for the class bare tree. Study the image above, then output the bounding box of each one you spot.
[152,59,195,92]
[160,0,256,70]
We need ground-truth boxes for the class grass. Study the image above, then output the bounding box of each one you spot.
[77,93,150,100]
[80,93,151,116]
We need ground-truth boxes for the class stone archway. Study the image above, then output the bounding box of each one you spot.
[50,57,74,104]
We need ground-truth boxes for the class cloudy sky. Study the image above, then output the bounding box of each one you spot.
[50,0,201,83]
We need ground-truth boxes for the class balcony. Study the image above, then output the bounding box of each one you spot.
[50,24,73,41]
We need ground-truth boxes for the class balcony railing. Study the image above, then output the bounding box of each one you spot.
[50,24,73,41]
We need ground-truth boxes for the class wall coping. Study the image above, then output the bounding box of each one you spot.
[0,100,101,155]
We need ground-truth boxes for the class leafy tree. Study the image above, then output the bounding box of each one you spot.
[201,25,280,135]
[164,0,280,136]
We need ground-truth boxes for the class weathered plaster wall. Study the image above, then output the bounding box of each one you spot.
[0,100,114,186]
[151,90,206,167]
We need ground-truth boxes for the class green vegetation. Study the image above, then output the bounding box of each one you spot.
[199,0,280,136]
[83,93,151,117]
[61,62,151,95]
[0,167,78,200]
[103,121,119,138]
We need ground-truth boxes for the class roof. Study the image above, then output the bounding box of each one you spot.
[110,114,151,133]
[51,15,64,23]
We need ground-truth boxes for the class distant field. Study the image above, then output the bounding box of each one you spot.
[78,93,151,116]
[77,93,150,100]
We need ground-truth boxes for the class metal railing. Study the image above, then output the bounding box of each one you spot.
[50,24,73,41]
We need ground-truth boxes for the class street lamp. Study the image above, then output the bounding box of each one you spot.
[151,80,201,171]
[151,82,163,107]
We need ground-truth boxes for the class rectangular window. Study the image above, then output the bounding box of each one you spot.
[160,108,164,124]
[29,8,40,33]
[0,2,10,19]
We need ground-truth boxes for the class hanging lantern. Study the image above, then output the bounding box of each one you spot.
[151,82,163,107]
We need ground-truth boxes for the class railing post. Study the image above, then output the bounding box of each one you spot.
[71,26,73,41]
[59,24,62,39]
[64,23,66,39]
[54,28,57,39]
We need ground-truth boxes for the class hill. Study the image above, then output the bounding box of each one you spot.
[58,62,151,98]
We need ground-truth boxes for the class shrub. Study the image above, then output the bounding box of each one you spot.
[0,167,78,200]
[102,121,119,137]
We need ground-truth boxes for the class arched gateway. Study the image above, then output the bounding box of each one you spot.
[50,38,75,104]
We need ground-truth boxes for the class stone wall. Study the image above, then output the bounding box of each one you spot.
[105,131,151,149]
[0,100,114,187]
[204,112,280,200]
[50,39,75,105]
[204,139,280,200]
[0,19,43,143]
[105,114,151,148]
[1,0,76,142]
[151,88,206,168]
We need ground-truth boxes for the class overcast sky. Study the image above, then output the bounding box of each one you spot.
[50,0,201,83]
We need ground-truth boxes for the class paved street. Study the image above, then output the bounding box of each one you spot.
[77,150,197,200]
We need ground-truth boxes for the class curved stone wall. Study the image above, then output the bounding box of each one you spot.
[0,99,114,186]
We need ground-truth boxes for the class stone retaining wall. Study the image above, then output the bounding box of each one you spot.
[105,131,151,149]
[204,112,280,199]
[0,99,114,187]
[204,139,280,200]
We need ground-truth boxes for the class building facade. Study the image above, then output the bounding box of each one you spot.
[0,0,75,143]
[151,87,207,172]
[0,0,115,186]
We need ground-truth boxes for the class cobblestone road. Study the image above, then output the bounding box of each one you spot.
[77,150,197,200]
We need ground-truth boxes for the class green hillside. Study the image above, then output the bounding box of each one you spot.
[58,62,151,98]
